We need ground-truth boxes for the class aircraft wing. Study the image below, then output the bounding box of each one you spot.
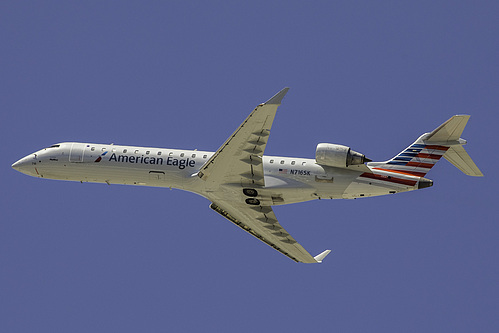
[198,88,289,188]
[209,201,330,263]
[199,88,331,263]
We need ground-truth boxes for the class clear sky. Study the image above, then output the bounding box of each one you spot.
[1,1,498,332]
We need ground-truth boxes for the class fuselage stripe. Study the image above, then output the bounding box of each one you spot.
[406,162,434,168]
[416,153,444,159]
[372,168,426,177]
[387,161,407,165]
[424,145,449,151]
[360,172,418,186]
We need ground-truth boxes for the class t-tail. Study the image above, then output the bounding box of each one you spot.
[368,115,483,187]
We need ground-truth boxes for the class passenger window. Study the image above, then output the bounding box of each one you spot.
[180,153,184,157]
[157,151,162,156]
[101,148,106,151]
[270,159,274,164]
[169,152,174,156]
[112,148,116,152]
[192,154,196,158]
[91,147,95,151]
[280,160,285,164]
[146,151,150,155]
[135,150,139,154]
[203,155,207,159]
[302,161,306,165]
[123,149,127,153]
[291,161,295,165]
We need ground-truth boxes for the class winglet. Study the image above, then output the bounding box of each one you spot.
[265,87,290,105]
[314,249,331,263]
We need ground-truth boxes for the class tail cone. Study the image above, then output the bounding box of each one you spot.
[418,178,433,189]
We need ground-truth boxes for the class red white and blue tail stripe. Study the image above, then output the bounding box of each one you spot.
[369,134,448,178]
[357,115,481,191]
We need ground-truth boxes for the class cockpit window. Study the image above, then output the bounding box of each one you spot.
[48,145,60,148]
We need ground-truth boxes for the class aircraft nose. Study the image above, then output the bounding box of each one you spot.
[12,155,34,173]
[12,159,24,170]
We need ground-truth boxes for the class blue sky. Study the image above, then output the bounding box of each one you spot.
[1,2,498,332]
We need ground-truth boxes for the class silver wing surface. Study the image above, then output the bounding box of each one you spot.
[198,88,289,188]
[200,88,330,263]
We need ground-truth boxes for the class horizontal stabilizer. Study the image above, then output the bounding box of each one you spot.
[265,87,290,105]
[314,250,332,263]
[444,145,483,177]
[426,115,470,142]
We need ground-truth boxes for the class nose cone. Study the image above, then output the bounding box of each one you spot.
[12,158,25,170]
[11,160,21,170]
[12,155,35,175]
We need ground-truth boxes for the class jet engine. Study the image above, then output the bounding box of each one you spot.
[315,143,371,168]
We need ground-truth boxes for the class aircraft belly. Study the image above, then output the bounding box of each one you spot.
[341,178,413,199]
[311,175,358,199]
[36,162,184,189]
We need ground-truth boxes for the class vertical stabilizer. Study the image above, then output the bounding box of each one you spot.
[368,115,483,177]
[367,136,449,177]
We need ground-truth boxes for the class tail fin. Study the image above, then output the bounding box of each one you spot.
[369,115,483,177]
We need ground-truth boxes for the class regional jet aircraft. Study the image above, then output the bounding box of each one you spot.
[12,88,483,263]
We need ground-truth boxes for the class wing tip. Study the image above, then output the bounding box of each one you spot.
[265,87,290,105]
[314,249,332,263]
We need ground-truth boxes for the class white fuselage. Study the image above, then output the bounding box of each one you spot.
[12,142,422,205]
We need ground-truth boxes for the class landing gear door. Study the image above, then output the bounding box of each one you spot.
[69,143,85,162]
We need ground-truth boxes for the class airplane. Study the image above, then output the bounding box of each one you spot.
[11,88,483,263]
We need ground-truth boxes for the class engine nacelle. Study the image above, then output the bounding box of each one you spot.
[315,143,370,168]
